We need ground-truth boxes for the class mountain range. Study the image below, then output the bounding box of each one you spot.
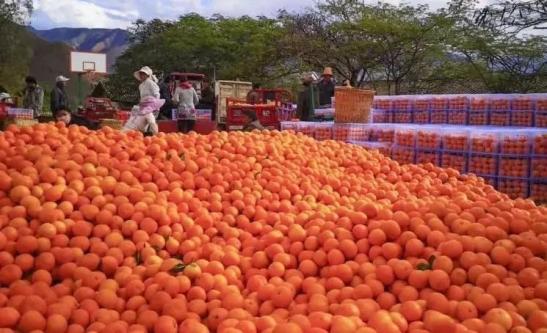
[28,27,130,72]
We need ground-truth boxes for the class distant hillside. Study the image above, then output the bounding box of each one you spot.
[28,27,129,72]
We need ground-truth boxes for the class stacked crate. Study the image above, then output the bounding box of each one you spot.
[441,128,469,174]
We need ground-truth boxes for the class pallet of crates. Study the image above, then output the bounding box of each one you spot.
[534,94,547,128]
[447,96,469,125]
[440,126,470,175]
[489,95,511,126]
[313,122,334,141]
[510,95,535,127]
[392,96,413,124]
[415,126,441,166]
[413,96,430,124]
[372,96,393,123]
[468,129,499,187]
[469,95,490,125]
[429,96,449,125]
[394,125,416,148]
[497,130,531,199]
[530,129,547,204]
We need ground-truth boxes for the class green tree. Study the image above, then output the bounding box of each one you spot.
[0,0,33,93]
[475,0,547,32]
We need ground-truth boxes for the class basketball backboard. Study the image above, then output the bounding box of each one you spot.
[70,51,107,74]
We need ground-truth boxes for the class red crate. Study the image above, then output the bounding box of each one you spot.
[417,129,441,149]
[469,111,488,125]
[394,128,416,147]
[536,111,547,128]
[391,146,415,165]
[511,110,534,127]
[430,110,447,124]
[441,152,468,174]
[157,120,178,133]
[511,96,534,111]
[442,131,469,152]
[416,149,440,165]
[531,156,547,178]
[499,132,530,155]
[532,134,547,154]
[530,181,547,204]
[498,177,529,199]
[393,110,412,123]
[448,96,469,110]
[469,154,498,176]
[194,119,217,135]
[447,110,468,125]
[499,156,529,178]
[314,123,333,141]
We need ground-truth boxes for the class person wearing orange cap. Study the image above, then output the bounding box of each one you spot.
[318,67,335,106]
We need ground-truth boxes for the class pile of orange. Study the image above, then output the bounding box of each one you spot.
[0,123,546,333]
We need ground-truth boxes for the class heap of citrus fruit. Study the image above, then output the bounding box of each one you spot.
[0,123,546,333]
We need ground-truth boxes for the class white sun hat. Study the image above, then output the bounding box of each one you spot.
[134,66,154,81]
[56,75,70,83]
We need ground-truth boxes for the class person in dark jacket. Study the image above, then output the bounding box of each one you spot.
[50,75,70,113]
[247,83,261,104]
[55,109,99,130]
[318,67,335,106]
[23,76,44,117]
[242,110,264,131]
[296,74,319,121]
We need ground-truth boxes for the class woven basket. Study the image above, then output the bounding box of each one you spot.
[334,88,375,123]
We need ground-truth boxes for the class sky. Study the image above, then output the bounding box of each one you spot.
[31,0,468,29]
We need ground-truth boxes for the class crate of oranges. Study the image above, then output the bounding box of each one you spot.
[416,148,441,165]
[394,126,416,147]
[532,132,547,154]
[498,155,530,178]
[441,151,468,174]
[489,97,511,126]
[470,130,499,154]
[499,131,530,154]
[391,146,415,164]
[393,110,412,123]
[333,123,350,141]
[529,180,547,204]
[481,176,498,188]
[531,156,547,178]
[372,97,392,111]
[447,99,468,124]
[369,124,395,143]
[417,127,442,149]
[372,109,390,123]
[469,153,498,176]
[536,96,547,127]
[469,95,490,125]
[346,123,371,141]
[442,128,469,152]
[498,177,530,199]
[413,96,430,124]
[295,122,315,138]
[313,122,334,141]
[429,97,448,124]
[510,95,534,127]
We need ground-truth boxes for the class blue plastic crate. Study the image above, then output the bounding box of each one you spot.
[441,151,469,174]
[469,152,499,176]
[498,154,530,178]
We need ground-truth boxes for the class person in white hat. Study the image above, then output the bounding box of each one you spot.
[134,66,160,101]
[123,66,162,135]
[50,75,70,113]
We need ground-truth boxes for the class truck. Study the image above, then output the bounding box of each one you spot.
[214,80,253,126]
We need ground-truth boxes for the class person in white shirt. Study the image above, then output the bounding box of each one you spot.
[122,66,162,135]
[172,76,199,133]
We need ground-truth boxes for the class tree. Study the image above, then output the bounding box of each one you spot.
[0,0,33,92]
[475,0,547,32]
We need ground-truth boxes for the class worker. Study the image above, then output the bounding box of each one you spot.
[22,76,44,118]
[318,67,335,106]
[242,110,264,131]
[54,108,99,130]
[0,92,13,105]
[50,75,70,113]
[124,66,162,135]
[247,83,261,104]
[173,76,199,133]
[296,73,319,121]
[122,97,164,135]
